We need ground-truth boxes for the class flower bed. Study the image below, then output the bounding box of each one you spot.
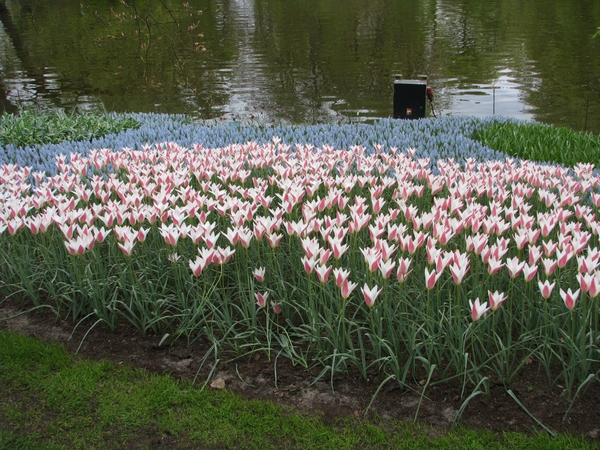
[0,115,510,175]
[0,117,599,402]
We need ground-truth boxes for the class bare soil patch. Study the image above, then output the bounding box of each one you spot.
[2,300,599,442]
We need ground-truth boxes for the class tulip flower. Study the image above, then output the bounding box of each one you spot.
[223,226,242,246]
[436,252,453,273]
[464,235,475,252]
[361,247,382,273]
[25,216,43,235]
[541,258,558,277]
[253,267,266,283]
[426,245,441,265]
[469,298,490,321]
[560,288,580,311]
[213,246,235,265]
[333,267,351,287]
[94,227,111,244]
[589,273,600,298]
[480,246,492,264]
[488,290,507,311]
[198,247,215,266]
[159,223,180,246]
[438,228,455,246]
[505,256,524,278]
[449,261,469,285]
[315,264,332,283]
[255,291,269,308]
[578,255,600,274]
[529,246,542,266]
[266,233,283,248]
[204,231,219,248]
[368,223,385,240]
[167,253,180,263]
[522,263,538,282]
[58,223,75,240]
[328,235,349,260]
[542,240,558,257]
[349,213,371,233]
[527,228,541,244]
[189,255,208,277]
[513,229,528,250]
[471,233,489,255]
[361,283,382,308]
[577,273,596,294]
[64,235,93,256]
[487,256,504,276]
[271,301,282,315]
[396,257,413,283]
[301,236,321,258]
[556,248,574,269]
[301,255,317,274]
[424,267,442,290]
[538,279,556,300]
[319,248,332,266]
[379,241,397,261]
[378,259,396,279]
[117,239,136,257]
[340,279,358,299]
[237,228,253,247]
[136,227,150,243]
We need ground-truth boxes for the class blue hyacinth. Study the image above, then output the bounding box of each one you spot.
[0,113,521,176]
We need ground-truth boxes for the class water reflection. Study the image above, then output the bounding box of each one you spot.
[215,0,278,121]
[439,70,534,121]
[0,0,598,133]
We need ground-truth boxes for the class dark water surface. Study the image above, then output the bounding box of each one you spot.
[0,0,599,133]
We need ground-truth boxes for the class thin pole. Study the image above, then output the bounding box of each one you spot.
[583,96,590,133]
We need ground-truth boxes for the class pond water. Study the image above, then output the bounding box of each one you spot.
[0,0,599,133]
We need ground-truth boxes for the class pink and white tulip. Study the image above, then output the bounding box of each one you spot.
[469,298,490,321]
[361,283,382,308]
[560,288,580,311]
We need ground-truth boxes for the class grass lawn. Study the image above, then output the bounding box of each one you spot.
[1,329,596,450]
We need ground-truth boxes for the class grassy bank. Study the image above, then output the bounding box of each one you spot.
[472,121,600,167]
[1,329,595,450]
